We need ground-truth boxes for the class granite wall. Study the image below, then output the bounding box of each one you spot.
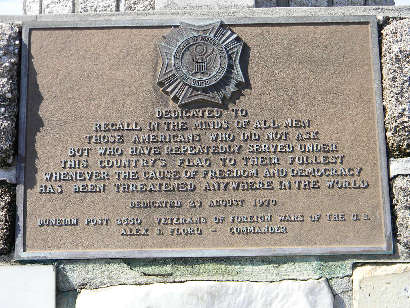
[23,0,396,15]
[0,3,409,308]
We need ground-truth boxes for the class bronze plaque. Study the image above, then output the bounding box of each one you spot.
[16,16,392,259]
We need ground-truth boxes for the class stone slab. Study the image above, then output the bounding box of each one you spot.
[16,16,392,259]
[13,7,410,22]
[329,276,353,308]
[24,0,41,15]
[381,18,409,157]
[289,0,328,6]
[0,23,19,167]
[155,0,255,9]
[55,257,355,292]
[353,264,410,308]
[75,280,334,308]
[367,0,394,5]
[0,165,16,184]
[0,182,15,253]
[43,0,74,14]
[78,0,117,13]
[391,176,410,258]
[389,158,410,178]
[57,290,78,308]
[119,0,154,11]
[255,0,278,7]
[0,265,55,308]
[333,0,364,6]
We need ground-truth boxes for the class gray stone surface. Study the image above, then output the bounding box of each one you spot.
[75,280,334,308]
[0,23,19,167]
[390,157,410,178]
[0,265,55,308]
[0,165,16,184]
[381,18,409,157]
[329,277,353,308]
[78,0,117,13]
[119,0,154,11]
[367,0,395,5]
[43,0,74,14]
[353,264,410,308]
[0,16,36,23]
[56,253,410,294]
[155,0,255,9]
[21,0,400,14]
[24,0,41,14]
[56,257,358,292]
[290,0,328,6]
[0,182,15,253]
[255,0,278,7]
[334,291,352,308]
[333,0,364,6]
[15,6,409,20]
[0,251,13,263]
[392,176,410,258]
[57,291,78,308]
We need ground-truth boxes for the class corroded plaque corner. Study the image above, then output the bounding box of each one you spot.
[157,21,245,106]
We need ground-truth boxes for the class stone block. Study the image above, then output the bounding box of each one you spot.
[333,0,364,6]
[42,0,74,14]
[353,264,410,308]
[390,157,410,178]
[76,280,334,308]
[329,277,353,308]
[0,265,55,308]
[0,165,16,183]
[78,0,117,13]
[392,176,410,258]
[155,0,255,10]
[24,0,41,15]
[0,23,19,167]
[334,291,352,308]
[119,0,154,11]
[329,276,352,294]
[366,0,395,5]
[381,19,409,157]
[57,290,78,308]
[255,0,277,7]
[56,257,355,292]
[0,182,15,254]
[289,0,328,6]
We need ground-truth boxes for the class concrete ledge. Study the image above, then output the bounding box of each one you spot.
[1,7,410,23]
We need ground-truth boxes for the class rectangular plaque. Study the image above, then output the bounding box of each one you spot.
[16,16,392,259]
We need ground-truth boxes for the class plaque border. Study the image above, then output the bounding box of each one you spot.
[16,15,392,260]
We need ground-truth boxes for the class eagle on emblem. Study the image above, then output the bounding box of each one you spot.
[157,21,244,106]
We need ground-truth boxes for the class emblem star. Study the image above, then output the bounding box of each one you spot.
[157,21,244,106]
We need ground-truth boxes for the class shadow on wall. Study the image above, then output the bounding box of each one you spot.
[22,42,43,191]
[15,38,43,250]
[57,290,78,308]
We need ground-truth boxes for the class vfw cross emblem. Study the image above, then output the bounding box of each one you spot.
[157,21,244,106]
